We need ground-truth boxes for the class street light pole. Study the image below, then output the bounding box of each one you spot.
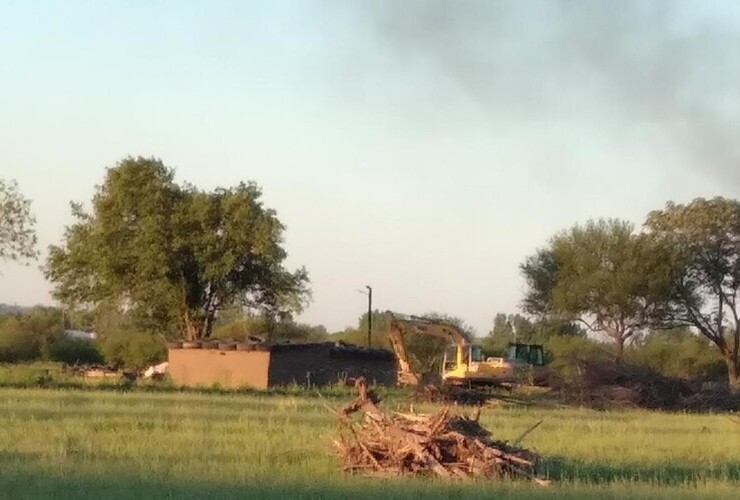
[365,285,372,348]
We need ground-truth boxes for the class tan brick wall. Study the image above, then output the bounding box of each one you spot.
[168,349,270,389]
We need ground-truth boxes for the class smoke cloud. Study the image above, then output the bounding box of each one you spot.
[336,0,740,186]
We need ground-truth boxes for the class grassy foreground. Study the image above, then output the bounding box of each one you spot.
[0,388,738,499]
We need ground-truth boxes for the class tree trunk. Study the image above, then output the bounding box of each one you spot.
[727,357,740,392]
[612,330,626,362]
[202,310,215,339]
[613,338,622,360]
[183,310,200,341]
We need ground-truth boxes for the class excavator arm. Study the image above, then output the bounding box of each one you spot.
[386,316,419,385]
[385,312,469,385]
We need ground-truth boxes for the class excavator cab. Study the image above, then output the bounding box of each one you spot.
[506,343,545,366]
[442,344,484,374]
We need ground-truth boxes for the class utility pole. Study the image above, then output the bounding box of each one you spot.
[366,285,372,348]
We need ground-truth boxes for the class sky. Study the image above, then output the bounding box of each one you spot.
[1,1,739,335]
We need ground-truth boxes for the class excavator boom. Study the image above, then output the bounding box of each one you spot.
[385,312,469,386]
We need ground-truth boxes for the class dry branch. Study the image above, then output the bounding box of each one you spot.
[333,378,549,485]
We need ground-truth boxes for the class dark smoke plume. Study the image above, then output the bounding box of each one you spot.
[338,0,740,186]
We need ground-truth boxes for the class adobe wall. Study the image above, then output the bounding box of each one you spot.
[168,349,270,389]
[168,343,397,389]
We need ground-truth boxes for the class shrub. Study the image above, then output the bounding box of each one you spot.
[211,317,268,340]
[545,335,612,384]
[50,337,104,365]
[97,330,166,369]
[22,306,64,360]
[0,317,39,362]
[629,329,726,381]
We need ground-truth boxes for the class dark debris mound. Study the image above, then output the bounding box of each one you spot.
[413,384,492,406]
[553,360,740,412]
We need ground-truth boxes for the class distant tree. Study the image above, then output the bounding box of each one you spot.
[212,303,329,343]
[269,321,328,342]
[22,306,65,360]
[645,197,740,390]
[97,329,166,369]
[521,219,676,359]
[0,179,38,263]
[332,326,389,349]
[46,157,310,341]
[490,313,515,338]
[0,306,64,362]
[0,316,38,362]
[357,309,385,335]
[333,310,403,348]
[481,312,584,357]
[420,312,476,339]
[481,313,515,357]
[211,315,267,340]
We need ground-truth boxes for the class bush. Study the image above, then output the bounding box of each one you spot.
[0,307,65,363]
[212,316,329,343]
[97,330,166,369]
[332,329,390,349]
[211,316,269,340]
[545,335,612,385]
[22,306,64,360]
[628,329,725,381]
[50,337,104,365]
[0,317,40,362]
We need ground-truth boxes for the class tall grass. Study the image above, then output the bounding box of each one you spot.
[0,388,738,498]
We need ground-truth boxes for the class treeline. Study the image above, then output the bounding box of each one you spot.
[0,306,168,369]
[0,305,331,369]
[518,198,740,389]
[0,304,726,387]
[0,307,102,365]
[480,313,725,383]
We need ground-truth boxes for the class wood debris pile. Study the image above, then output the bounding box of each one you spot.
[333,378,548,485]
[553,361,740,412]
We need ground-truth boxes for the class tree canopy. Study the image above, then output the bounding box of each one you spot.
[482,312,583,356]
[521,219,675,357]
[46,157,310,340]
[0,179,38,263]
[645,197,740,389]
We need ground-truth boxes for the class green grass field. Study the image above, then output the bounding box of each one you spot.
[0,387,738,499]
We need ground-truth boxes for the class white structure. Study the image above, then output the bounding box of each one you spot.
[64,329,98,341]
[143,362,169,379]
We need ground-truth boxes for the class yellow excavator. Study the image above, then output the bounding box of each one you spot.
[385,312,547,387]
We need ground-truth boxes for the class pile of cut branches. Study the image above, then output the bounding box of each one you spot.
[333,378,548,485]
[552,360,740,412]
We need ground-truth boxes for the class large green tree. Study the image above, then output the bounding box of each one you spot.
[46,157,310,341]
[521,219,675,358]
[0,179,38,262]
[645,197,740,390]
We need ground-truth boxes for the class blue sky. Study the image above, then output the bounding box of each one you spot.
[1,1,738,334]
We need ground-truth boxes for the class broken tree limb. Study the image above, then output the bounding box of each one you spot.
[334,378,549,484]
[512,419,544,446]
